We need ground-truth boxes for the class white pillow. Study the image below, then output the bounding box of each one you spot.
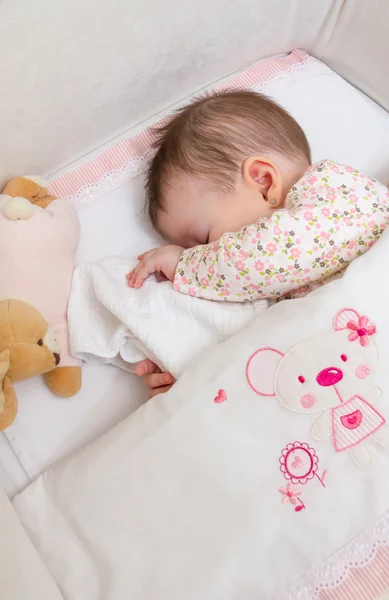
[50,50,389,268]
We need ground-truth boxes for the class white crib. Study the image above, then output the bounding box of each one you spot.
[1,1,389,598]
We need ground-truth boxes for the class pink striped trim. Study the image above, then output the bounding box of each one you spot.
[283,509,389,600]
[319,546,389,600]
[48,49,313,202]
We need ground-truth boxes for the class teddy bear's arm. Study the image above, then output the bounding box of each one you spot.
[311,410,331,440]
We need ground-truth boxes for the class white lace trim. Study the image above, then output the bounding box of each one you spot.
[63,56,314,207]
[65,150,155,206]
[251,58,312,92]
[281,510,389,599]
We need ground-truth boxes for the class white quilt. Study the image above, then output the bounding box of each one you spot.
[0,488,63,599]
[69,257,268,377]
[14,228,389,599]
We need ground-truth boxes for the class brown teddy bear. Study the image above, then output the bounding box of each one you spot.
[0,175,82,400]
[0,299,61,430]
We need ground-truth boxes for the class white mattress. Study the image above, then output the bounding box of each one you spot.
[2,52,389,497]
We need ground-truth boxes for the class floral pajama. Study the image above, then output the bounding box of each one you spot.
[174,160,389,301]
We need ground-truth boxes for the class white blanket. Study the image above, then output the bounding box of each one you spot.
[69,257,268,377]
[14,229,389,600]
[0,487,63,599]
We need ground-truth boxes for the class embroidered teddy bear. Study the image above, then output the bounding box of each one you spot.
[246,308,389,467]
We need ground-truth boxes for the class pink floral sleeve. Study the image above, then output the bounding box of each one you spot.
[173,160,389,301]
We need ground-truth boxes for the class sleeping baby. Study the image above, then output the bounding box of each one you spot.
[127,90,389,396]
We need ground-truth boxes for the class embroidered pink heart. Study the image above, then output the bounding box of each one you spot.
[340,409,362,430]
[291,456,302,469]
[214,389,227,404]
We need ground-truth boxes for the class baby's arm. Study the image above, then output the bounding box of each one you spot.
[174,214,313,301]
[128,200,370,301]
[128,214,331,301]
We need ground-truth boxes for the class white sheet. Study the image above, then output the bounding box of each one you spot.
[14,228,389,600]
[3,54,389,490]
[0,435,29,497]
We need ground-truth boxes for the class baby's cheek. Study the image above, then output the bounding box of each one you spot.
[301,393,316,409]
[355,364,371,379]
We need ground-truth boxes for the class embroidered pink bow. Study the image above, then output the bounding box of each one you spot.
[347,315,376,347]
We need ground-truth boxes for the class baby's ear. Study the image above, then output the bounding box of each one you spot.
[0,350,18,431]
[246,347,284,396]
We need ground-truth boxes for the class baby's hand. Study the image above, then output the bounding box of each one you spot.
[135,359,175,398]
[126,245,184,288]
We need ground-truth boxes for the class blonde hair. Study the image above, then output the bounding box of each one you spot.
[146,90,311,229]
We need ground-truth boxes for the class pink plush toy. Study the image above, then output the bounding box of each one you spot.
[0,175,82,397]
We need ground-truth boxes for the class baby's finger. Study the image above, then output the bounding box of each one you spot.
[133,257,158,288]
[136,359,160,377]
[127,263,144,288]
[144,372,173,389]
[148,384,173,399]
[126,271,135,286]
[126,267,139,285]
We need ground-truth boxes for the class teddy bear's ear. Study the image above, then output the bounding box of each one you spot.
[246,347,284,396]
[2,176,56,209]
[0,349,18,431]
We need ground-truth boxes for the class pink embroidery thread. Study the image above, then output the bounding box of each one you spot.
[279,442,327,511]
[278,482,306,512]
[214,389,227,404]
[245,347,284,397]
[279,441,326,487]
[334,307,361,331]
[334,308,377,346]
[301,393,315,408]
[331,394,385,452]
[248,308,385,466]
[347,315,376,346]
[355,364,371,379]
[316,366,343,387]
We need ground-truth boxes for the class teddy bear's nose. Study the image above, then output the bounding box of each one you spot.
[316,367,343,387]
[54,353,60,366]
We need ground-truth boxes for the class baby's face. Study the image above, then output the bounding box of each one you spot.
[157,174,274,248]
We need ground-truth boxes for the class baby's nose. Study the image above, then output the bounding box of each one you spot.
[316,367,343,387]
